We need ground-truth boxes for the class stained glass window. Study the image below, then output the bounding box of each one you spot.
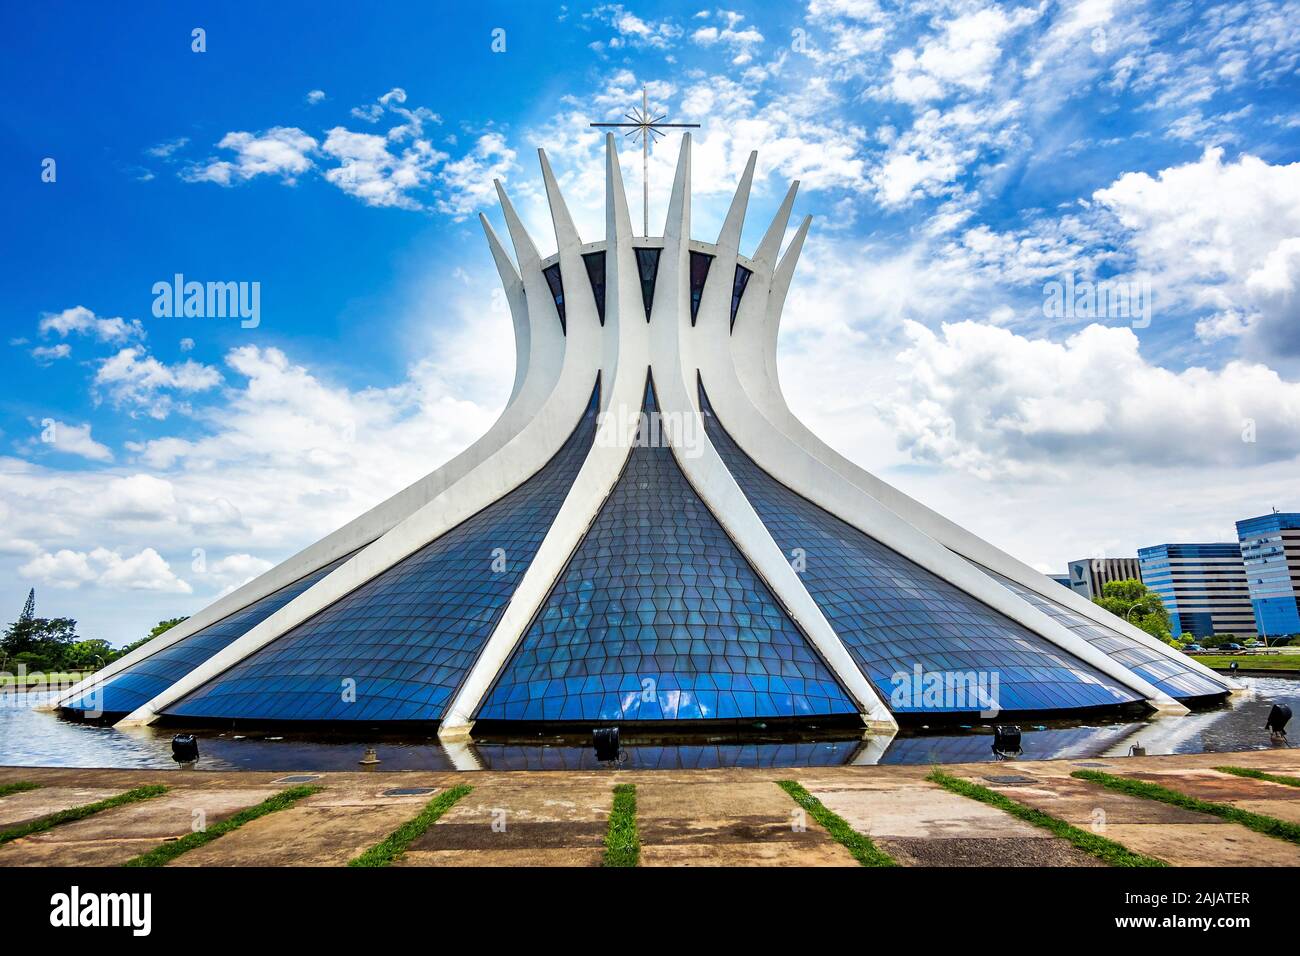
[542,262,566,333]
[582,251,606,326]
[634,247,660,322]
[689,250,713,325]
[730,264,752,331]
[477,375,857,723]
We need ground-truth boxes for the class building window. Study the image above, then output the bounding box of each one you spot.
[635,247,660,322]
[542,262,566,333]
[582,251,606,326]
[730,264,753,331]
[689,250,714,325]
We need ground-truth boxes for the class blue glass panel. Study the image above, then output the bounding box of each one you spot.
[698,382,1143,714]
[165,379,601,722]
[61,553,354,715]
[478,376,857,723]
[542,262,566,333]
[984,568,1228,699]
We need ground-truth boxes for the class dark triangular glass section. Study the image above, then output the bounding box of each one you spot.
[582,251,606,326]
[60,551,355,716]
[689,251,714,326]
[477,374,858,723]
[542,262,566,334]
[635,247,660,322]
[730,264,753,331]
[697,378,1144,715]
[164,377,602,723]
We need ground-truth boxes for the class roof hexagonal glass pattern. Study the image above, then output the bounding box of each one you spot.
[983,567,1228,699]
[60,552,354,716]
[698,382,1142,714]
[164,378,602,723]
[477,376,857,723]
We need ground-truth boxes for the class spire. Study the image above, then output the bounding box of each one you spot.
[716,151,756,255]
[753,181,799,272]
[538,148,582,250]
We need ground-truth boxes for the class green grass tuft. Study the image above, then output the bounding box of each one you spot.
[0,781,41,799]
[1215,765,1300,789]
[124,784,322,867]
[0,784,168,846]
[776,779,897,867]
[1073,768,1300,847]
[603,783,640,867]
[929,769,1167,867]
[348,784,472,868]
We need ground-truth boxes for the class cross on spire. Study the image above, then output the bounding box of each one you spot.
[590,85,700,237]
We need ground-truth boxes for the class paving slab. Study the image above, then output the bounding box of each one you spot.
[0,787,279,867]
[0,786,124,830]
[810,781,1052,840]
[637,780,855,866]
[1121,769,1300,824]
[401,782,612,866]
[173,785,436,867]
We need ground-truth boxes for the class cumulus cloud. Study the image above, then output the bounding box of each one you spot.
[881,321,1300,478]
[93,347,223,419]
[20,546,191,593]
[435,132,518,219]
[690,10,764,65]
[883,6,1040,104]
[305,89,326,105]
[35,421,113,462]
[587,4,684,51]
[182,127,318,185]
[321,127,446,210]
[39,306,144,344]
[31,343,71,364]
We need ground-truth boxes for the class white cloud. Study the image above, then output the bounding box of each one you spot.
[690,10,764,64]
[39,306,144,344]
[146,137,189,158]
[19,546,191,593]
[38,421,113,463]
[321,127,446,210]
[881,320,1300,478]
[435,133,519,220]
[94,347,223,419]
[182,127,318,185]
[884,6,1040,104]
[589,4,684,50]
[31,343,71,363]
[306,89,326,104]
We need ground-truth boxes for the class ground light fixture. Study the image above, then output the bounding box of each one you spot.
[171,734,199,765]
[1266,703,1291,740]
[593,726,620,762]
[992,725,1023,759]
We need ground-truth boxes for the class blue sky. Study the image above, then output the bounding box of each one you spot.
[3,0,1300,645]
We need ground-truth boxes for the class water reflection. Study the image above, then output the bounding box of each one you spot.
[2,678,1295,772]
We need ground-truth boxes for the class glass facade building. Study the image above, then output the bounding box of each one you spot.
[1236,512,1300,639]
[1137,543,1255,639]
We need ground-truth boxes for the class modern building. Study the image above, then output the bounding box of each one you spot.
[1236,512,1300,640]
[1137,543,1255,639]
[1065,557,1144,600]
[1048,573,1073,590]
[50,137,1232,733]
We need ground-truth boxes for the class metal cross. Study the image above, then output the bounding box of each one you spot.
[590,86,699,236]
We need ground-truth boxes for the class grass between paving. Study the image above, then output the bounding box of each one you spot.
[123,784,323,867]
[0,781,41,799]
[603,783,640,867]
[928,769,1167,867]
[0,784,168,847]
[1215,765,1300,789]
[776,780,897,867]
[1073,769,1300,847]
[348,784,472,867]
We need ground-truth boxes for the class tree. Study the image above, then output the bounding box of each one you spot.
[1093,578,1172,642]
[1,615,80,671]
[117,617,189,656]
[18,589,35,623]
[64,639,116,671]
